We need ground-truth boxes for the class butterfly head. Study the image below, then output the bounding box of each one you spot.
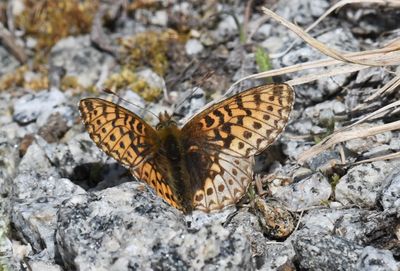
[156,111,177,130]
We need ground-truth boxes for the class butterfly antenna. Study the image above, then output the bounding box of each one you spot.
[103,88,159,120]
[172,71,213,115]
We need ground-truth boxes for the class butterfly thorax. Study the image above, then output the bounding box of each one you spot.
[155,111,195,213]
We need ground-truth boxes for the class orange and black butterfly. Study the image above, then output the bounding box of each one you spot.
[78,83,294,213]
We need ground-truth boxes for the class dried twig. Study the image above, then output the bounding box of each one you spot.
[271,0,400,58]
[297,120,400,164]
[90,2,122,56]
[261,7,400,67]
[0,22,27,64]
[351,152,400,165]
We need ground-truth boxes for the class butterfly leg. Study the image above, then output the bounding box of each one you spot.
[254,174,270,197]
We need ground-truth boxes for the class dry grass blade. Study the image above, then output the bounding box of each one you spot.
[0,22,27,64]
[271,0,400,58]
[351,152,400,165]
[297,120,400,164]
[297,99,400,164]
[230,39,400,90]
[286,64,367,86]
[261,7,400,67]
[351,100,400,128]
[365,71,400,102]
[231,21,400,90]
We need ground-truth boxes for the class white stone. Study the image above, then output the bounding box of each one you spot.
[185,39,204,55]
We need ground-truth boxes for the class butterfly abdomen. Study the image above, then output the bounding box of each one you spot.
[158,125,194,212]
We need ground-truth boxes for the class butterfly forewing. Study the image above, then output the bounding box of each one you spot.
[79,98,156,167]
[182,84,294,158]
[79,98,182,209]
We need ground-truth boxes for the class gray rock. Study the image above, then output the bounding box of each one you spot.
[121,90,146,112]
[363,144,392,158]
[215,15,240,42]
[381,169,400,216]
[293,230,364,271]
[0,46,20,76]
[277,26,359,103]
[283,140,312,160]
[11,195,71,260]
[39,133,132,190]
[0,219,13,270]
[50,36,115,88]
[13,89,67,125]
[28,261,64,271]
[306,150,341,174]
[252,24,272,41]
[303,100,347,124]
[56,182,253,270]
[150,10,168,26]
[0,141,18,214]
[344,8,400,36]
[272,173,332,211]
[276,0,330,25]
[260,36,285,54]
[389,135,400,151]
[224,209,289,270]
[355,246,399,271]
[290,119,313,135]
[185,39,204,55]
[0,116,19,269]
[300,208,398,246]
[10,139,85,262]
[176,87,206,124]
[345,124,392,156]
[335,161,399,208]
[36,104,75,128]
[345,68,390,111]
[136,68,166,94]
[261,242,296,271]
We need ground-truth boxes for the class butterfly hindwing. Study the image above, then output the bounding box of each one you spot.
[131,162,182,210]
[191,152,253,212]
[182,83,294,211]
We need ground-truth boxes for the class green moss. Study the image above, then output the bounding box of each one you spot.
[0,65,49,91]
[127,0,160,11]
[60,75,83,91]
[119,30,179,76]
[319,199,331,207]
[255,47,271,72]
[15,0,98,52]
[0,66,26,91]
[105,67,162,102]
[255,46,273,83]
[330,173,341,190]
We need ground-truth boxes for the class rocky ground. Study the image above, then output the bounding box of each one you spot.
[0,0,399,270]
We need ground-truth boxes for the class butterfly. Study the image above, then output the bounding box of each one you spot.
[78,83,294,213]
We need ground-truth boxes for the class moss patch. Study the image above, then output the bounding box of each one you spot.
[105,67,162,102]
[15,0,98,53]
